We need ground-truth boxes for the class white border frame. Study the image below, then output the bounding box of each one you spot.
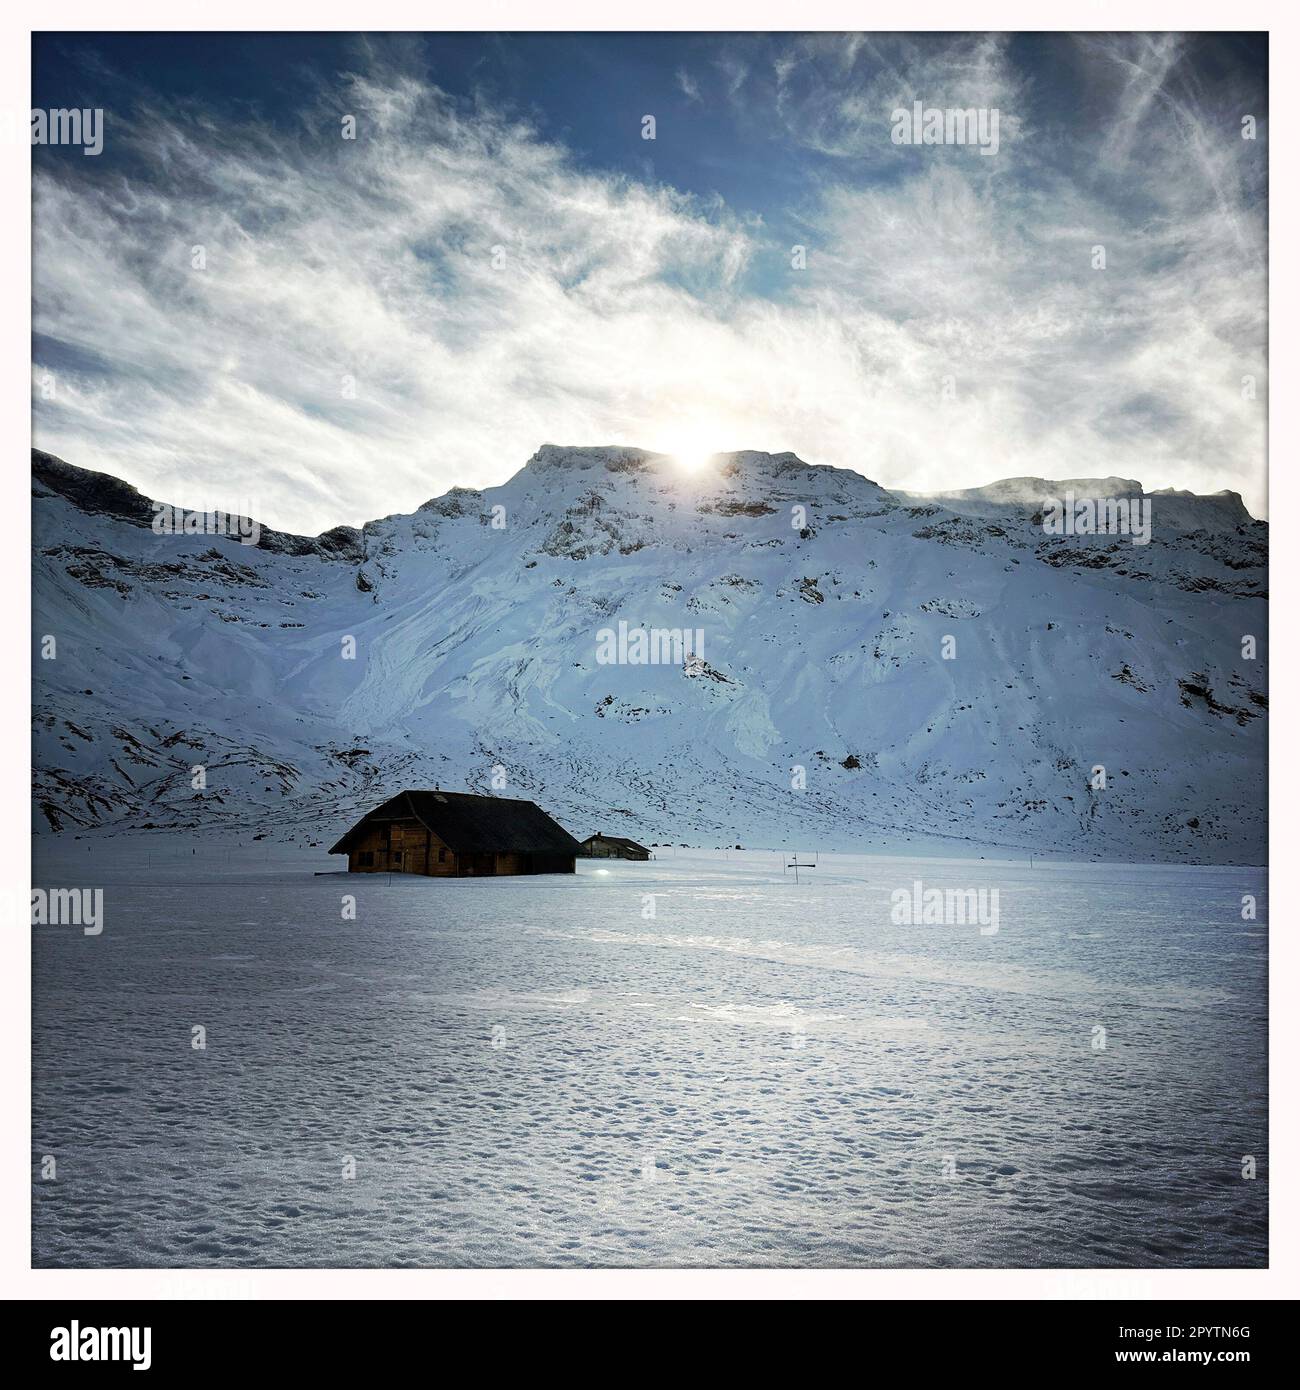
[3,1,1291,1301]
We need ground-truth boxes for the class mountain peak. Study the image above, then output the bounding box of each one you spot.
[525,444,657,473]
[32,442,1266,860]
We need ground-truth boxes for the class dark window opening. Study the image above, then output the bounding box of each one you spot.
[358,851,374,867]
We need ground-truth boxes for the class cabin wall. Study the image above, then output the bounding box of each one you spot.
[342,814,576,876]
[346,823,388,873]
[346,818,456,875]
[530,853,576,874]
[580,838,647,861]
[488,852,576,874]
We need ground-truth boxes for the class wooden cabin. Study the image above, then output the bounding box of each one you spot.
[330,791,579,876]
[579,832,652,861]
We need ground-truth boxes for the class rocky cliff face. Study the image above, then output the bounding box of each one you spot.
[32,445,1267,861]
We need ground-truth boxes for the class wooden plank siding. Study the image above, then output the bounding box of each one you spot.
[345,817,456,875]
[343,823,573,876]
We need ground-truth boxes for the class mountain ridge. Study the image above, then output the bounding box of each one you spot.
[35,444,1261,545]
[33,446,1267,861]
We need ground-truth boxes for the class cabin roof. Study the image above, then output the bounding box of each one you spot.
[584,833,650,853]
[329,791,581,856]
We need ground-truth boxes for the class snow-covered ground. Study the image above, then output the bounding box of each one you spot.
[32,840,1267,1267]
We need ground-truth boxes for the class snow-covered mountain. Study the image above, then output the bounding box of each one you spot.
[32,445,1267,862]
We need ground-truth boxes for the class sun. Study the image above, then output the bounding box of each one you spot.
[672,451,713,474]
[660,431,721,475]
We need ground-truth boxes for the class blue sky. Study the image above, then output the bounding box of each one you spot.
[32,32,1268,530]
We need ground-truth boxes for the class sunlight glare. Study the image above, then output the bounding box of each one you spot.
[661,431,720,475]
[673,451,712,474]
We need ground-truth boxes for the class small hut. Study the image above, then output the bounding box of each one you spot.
[330,791,579,876]
[579,832,651,861]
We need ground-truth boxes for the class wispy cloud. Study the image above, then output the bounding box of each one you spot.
[33,34,1267,531]
[768,32,1029,160]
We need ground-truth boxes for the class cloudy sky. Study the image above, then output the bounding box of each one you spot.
[33,32,1268,532]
